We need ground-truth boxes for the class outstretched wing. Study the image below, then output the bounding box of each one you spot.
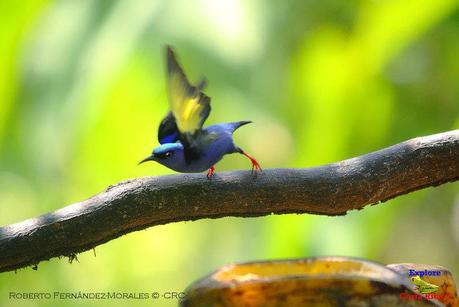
[160,46,212,162]
[166,46,211,134]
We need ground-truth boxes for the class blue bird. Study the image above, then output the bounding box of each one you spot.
[139,47,261,179]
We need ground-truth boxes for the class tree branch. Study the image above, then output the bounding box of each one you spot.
[1,130,458,273]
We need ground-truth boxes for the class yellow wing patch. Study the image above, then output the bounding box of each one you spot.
[167,47,210,134]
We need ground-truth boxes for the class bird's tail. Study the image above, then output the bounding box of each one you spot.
[229,120,252,132]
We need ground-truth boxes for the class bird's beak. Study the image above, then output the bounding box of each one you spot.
[138,154,155,165]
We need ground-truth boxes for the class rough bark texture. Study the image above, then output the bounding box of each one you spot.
[0,130,458,273]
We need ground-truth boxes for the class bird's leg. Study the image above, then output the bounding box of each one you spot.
[206,165,215,180]
[238,148,262,175]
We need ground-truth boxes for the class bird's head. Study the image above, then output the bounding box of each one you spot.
[139,143,184,168]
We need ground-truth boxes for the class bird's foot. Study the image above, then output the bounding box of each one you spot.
[206,165,215,180]
[242,151,262,175]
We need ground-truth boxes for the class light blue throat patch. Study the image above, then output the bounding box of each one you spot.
[153,142,183,154]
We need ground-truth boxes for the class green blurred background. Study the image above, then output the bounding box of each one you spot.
[1,0,459,306]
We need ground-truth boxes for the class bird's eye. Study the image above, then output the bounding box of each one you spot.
[154,151,174,159]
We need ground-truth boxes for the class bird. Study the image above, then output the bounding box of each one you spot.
[139,46,261,179]
[410,276,439,294]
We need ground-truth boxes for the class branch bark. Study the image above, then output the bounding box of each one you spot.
[1,130,458,273]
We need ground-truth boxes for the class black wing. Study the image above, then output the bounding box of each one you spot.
[158,112,180,144]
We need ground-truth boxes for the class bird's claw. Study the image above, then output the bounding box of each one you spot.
[242,151,262,177]
[206,165,215,180]
[251,159,262,176]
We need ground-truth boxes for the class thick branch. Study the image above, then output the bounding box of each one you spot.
[1,130,458,273]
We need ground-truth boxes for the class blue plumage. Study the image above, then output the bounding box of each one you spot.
[139,47,261,178]
[159,132,179,145]
[153,143,183,155]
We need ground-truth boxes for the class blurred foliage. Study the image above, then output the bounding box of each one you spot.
[0,0,459,306]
